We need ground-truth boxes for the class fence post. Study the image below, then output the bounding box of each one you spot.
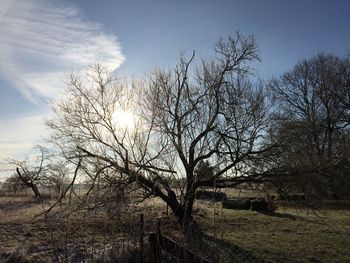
[140,213,144,263]
[156,218,161,239]
[155,218,161,262]
[149,233,160,263]
[149,218,161,263]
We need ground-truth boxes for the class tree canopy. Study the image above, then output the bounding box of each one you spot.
[46,33,279,228]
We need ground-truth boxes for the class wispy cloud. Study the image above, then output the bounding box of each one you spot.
[0,113,46,159]
[0,0,124,165]
[0,0,125,103]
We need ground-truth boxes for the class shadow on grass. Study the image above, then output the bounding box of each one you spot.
[204,234,265,263]
[258,211,298,220]
[258,211,328,225]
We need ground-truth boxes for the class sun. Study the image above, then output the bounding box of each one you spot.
[112,109,135,130]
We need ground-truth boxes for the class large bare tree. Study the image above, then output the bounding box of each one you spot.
[268,53,350,199]
[47,34,276,231]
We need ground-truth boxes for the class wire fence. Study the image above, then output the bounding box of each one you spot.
[1,187,350,262]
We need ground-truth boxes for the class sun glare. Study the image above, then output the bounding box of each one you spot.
[112,109,135,130]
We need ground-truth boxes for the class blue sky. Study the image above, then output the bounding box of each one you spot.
[0,0,349,161]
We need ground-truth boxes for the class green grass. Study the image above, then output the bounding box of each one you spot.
[197,204,350,262]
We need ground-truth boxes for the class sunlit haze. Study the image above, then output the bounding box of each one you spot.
[112,109,135,131]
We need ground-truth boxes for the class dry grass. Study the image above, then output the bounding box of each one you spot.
[0,196,173,262]
[0,195,350,262]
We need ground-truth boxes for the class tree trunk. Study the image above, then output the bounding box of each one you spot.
[162,189,204,247]
[30,183,42,201]
[16,168,42,202]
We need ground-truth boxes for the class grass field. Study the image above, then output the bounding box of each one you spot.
[0,196,349,262]
[197,203,350,262]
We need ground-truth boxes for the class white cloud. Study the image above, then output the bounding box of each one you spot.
[0,0,125,103]
[0,113,46,160]
[0,0,125,169]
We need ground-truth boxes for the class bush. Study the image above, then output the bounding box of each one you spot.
[222,199,251,210]
[4,250,46,263]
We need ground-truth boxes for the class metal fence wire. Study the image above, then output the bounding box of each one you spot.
[11,187,349,263]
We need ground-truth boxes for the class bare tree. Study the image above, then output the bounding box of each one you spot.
[268,53,350,199]
[7,145,48,201]
[46,34,276,233]
[43,161,70,198]
[2,175,26,196]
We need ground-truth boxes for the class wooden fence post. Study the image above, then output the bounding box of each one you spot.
[140,213,144,263]
[149,233,160,263]
[149,218,161,263]
[149,217,210,263]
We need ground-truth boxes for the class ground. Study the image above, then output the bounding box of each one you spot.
[196,203,350,262]
[0,195,349,262]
